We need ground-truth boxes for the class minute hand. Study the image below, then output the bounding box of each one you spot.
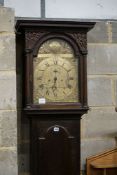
[53,77,57,85]
[52,77,58,97]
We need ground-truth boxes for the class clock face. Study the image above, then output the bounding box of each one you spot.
[33,39,79,104]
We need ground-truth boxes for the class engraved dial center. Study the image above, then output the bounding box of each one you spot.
[35,62,75,101]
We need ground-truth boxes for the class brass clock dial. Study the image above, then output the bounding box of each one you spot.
[33,39,79,103]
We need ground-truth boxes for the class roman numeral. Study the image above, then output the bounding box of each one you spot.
[54,59,58,65]
[69,77,74,80]
[45,62,50,67]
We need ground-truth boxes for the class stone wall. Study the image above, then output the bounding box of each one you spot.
[81,22,117,174]
[0,6,18,175]
[18,22,117,175]
[0,8,117,175]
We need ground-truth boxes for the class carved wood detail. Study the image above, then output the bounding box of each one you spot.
[25,31,48,50]
[25,31,87,54]
[66,32,87,54]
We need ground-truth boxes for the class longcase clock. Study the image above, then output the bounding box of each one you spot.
[16,20,95,175]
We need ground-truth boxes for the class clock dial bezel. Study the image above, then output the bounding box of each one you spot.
[33,38,79,104]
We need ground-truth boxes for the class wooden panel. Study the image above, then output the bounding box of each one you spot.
[31,119,80,175]
[89,168,103,175]
[87,148,117,175]
[107,168,117,175]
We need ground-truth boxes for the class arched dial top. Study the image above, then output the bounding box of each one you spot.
[33,39,79,104]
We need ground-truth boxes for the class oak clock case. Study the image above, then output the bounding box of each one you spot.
[16,20,95,175]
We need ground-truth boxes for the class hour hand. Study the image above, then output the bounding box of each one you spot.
[52,85,57,97]
[54,76,57,84]
[52,77,57,92]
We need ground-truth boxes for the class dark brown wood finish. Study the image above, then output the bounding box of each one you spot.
[31,119,80,175]
[16,20,95,114]
[16,20,95,175]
